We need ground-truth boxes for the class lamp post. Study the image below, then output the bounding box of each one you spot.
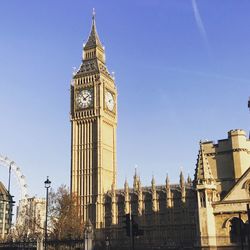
[7,161,14,234]
[105,236,110,250]
[84,221,93,250]
[44,176,51,250]
[8,161,13,194]
[85,229,88,250]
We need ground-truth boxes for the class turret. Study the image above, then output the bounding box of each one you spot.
[166,174,170,189]
[228,129,249,178]
[187,175,192,185]
[151,176,157,212]
[124,178,129,193]
[165,174,172,208]
[133,168,140,191]
[180,171,185,187]
[124,179,130,214]
[180,171,186,203]
[151,175,156,190]
[137,178,143,215]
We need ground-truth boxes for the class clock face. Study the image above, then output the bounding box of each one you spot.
[105,91,115,111]
[76,89,93,109]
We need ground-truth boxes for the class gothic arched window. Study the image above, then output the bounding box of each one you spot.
[229,217,244,243]
[199,192,206,208]
[244,180,250,197]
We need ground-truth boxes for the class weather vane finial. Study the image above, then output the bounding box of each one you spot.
[92,8,96,20]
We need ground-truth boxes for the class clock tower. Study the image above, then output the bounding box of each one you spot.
[70,12,117,228]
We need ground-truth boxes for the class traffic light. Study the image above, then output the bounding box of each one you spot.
[122,213,131,236]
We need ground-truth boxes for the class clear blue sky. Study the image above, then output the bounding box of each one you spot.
[0,1,250,201]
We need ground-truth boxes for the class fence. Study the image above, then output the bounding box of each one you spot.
[0,236,249,250]
[0,239,86,250]
[47,239,85,249]
[0,239,36,249]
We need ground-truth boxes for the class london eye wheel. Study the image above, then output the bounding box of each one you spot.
[0,154,28,200]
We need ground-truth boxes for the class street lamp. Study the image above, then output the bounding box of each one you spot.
[84,221,93,250]
[7,161,14,234]
[85,228,89,250]
[105,236,111,250]
[8,161,14,193]
[44,176,51,250]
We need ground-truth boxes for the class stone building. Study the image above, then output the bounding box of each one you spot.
[103,172,198,249]
[70,12,250,249]
[15,197,46,237]
[195,129,250,249]
[0,182,13,239]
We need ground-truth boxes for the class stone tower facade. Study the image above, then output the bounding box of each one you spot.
[70,12,117,228]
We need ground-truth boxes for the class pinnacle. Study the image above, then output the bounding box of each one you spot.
[166,174,170,187]
[84,11,104,50]
[151,175,156,186]
[194,142,215,183]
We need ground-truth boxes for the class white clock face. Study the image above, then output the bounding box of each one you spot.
[76,89,93,109]
[105,91,114,111]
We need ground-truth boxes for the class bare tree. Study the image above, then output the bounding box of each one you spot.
[48,185,84,240]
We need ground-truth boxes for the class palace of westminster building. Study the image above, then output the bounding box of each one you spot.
[70,13,250,250]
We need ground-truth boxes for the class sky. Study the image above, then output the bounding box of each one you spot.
[0,0,250,203]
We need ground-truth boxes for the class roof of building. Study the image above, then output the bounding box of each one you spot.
[0,181,12,201]
[0,182,8,195]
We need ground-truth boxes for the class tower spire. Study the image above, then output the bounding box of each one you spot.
[84,9,103,51]
[166,174,170,188]
[92,8,96,20]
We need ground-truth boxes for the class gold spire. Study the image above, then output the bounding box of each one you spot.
[151,175,156,188]
[124,178,129,191]
[84,9,104,51]
[187,174,192,184]
[166,174,170,188]
[180,170,185,187]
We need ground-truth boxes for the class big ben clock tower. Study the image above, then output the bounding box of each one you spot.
[70,11,117,228]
